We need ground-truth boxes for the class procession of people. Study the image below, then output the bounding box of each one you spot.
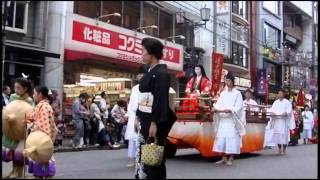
[2,37,318,179]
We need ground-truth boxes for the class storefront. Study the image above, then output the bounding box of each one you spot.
[220,69,251,93]
[3,41,60,88]
[63,14,184,108]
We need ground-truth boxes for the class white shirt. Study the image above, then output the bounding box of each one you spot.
[269,98,294,134]
[99,98,109,119]
[2,93,9,106]
[302,110,314,129]
[111,104,126,123]
[214,88,246,136]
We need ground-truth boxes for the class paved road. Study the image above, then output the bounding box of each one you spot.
[2,143,317,179]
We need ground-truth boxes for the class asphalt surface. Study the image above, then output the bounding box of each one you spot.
[2,142,317,179]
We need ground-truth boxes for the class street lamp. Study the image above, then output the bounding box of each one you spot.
[175,7,211,28]
[134,25,158,35]
[164,35,185,43]
[200,7,211,22]
[95,13,121,25]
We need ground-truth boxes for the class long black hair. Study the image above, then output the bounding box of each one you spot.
[190,64,208,93]
[14,77,33,96]
[34,86,51,100]
[192,64,207,78]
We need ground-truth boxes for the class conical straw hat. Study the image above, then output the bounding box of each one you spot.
[23,131,54,164]
[2,100,33,140]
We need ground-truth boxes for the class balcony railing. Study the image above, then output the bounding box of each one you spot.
[263,47,281,61]
[231,22,248,46]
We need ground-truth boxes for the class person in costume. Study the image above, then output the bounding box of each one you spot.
[182,65,212,111]
[25,86,58,178]
[125,65,148,168]
[212,72,246,166]
[243,88,259,112]
[288,102,301,146]
[2,77,34,178]
[269,89,294,155]
[301,105,314,144]
[135,38,176,179]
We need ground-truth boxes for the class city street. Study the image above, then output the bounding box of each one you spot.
[1,1,318,179]
[2,143,317,179]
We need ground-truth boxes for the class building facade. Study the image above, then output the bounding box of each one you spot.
[3,1,316,110]
[3,1,59,88]
[255,1,284,103]
[282,1,314,101]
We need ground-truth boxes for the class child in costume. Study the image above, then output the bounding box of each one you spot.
[25,86,58,178]
[2,77,34,179]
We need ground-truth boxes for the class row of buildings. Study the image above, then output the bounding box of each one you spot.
[2,1,318,108]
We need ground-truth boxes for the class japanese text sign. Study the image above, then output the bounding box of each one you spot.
[211,52,224,94]
[65,14,183,71]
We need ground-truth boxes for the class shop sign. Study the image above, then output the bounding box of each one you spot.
[309,78,317,97]
[215,1,231,57]
[234,77,251,88]
[257,69,266,95]
[211,52,224,94]
[65,14,183,71]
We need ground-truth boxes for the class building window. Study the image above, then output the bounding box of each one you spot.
[123,1,140,30]
[231,42,248,68]
[101,1,122,26]
[5,1,29,33]
[232,1,248,20]
[159,10,173,39]
[175,21,194,46]
[231,22,249,45]
[74,1,101,18]
[263,61,281,85]
[263,1,279,16]
[263,23,281,50]
[143,2,158,36]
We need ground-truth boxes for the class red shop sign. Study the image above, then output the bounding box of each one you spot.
[64,14,183,71]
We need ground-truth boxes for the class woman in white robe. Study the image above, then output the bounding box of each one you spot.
[301,105,314,144]
[269,89,293,155]
[212,72,246,166]
[125,67,147,168]
[243,89,259,112]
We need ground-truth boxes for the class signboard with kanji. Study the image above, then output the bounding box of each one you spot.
[64,14,183,71]
[215,1,231,57]
[211,52,224,94]
[257,69,266,95]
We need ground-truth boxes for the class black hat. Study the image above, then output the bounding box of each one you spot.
[138,64,148,74]
[225,71,235,82]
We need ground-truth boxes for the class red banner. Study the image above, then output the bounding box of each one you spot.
[72,21,180,64]
[297,88,305,107]
[211,52,224,95]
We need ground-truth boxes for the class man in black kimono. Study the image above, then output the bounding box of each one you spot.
[135,38,176,179]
